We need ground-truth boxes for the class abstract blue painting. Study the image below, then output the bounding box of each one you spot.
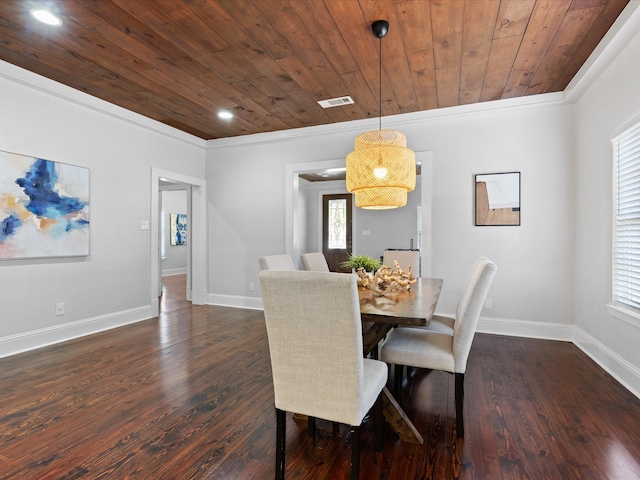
[0,150,90,259]
[170,213,187,246]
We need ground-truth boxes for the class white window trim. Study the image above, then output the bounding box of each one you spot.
[612,121,640,315]
[607,303,640,329]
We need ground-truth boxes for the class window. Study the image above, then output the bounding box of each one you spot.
[327,198,347,249]
[613,122,640,312]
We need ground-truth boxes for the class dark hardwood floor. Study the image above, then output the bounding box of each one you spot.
[1,274,639,479]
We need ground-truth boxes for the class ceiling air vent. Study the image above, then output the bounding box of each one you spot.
[317,96,355,108]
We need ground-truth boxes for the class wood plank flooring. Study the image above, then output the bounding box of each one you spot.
[1,274,639,479]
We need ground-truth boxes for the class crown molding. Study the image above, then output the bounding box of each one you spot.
[0,59,207,149]
[565,1,640,104]
[3,0,638,152]
[205,92,566,149]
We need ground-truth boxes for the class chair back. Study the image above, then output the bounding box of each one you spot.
[383,250,420,277]
[259,270,367,426]
[300,252,330,272]
[452,257,497,372]
[259,254,296,271]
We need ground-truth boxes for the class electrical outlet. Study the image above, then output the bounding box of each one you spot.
[484,298,493,309]
[55,303,65,316]
[249,282,255,292]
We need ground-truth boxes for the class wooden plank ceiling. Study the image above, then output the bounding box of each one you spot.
[0,0,630,140]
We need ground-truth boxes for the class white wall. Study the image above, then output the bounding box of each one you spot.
[355,179,421,259]
[161,189,188,275]
[300,178,319,262]
[301,177,422,261]
[573,6,640,394]
[206,135,355,306]
[422,104,576,324]
[206,97,575,328]
[0,61,205,357]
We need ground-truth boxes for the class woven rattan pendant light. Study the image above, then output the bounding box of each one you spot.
[346,20,416,209]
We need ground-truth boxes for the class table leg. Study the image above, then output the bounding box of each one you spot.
[362,322,392,357]
[362,317,423,445]
[381,387,424,445]
[293,390,422,445]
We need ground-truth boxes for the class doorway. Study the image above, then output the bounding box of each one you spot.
[159,182,190,306]
[151,168,207,318]
[322,193,352,272]
[286,151,432,278]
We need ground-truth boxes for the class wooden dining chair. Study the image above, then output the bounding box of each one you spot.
[258,254,296,271]
[259,270,388,480]
[300,252,330,272]
[380,257,496,437]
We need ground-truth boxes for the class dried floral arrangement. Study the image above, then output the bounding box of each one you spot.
[355,260,417,294]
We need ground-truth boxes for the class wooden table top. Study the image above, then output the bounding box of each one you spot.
[358,277,443,326]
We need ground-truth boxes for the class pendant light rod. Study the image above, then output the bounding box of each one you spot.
[378,28,382,131]
[346,19,415,210]
[372,20,389,131]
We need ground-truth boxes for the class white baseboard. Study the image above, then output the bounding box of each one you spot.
[192,287,208,306]
[5,304,638,401]
[162,268,187,276]
[475,315,640,399]
[207,293,263,310]
[0,305,153,359]
[477,315,574,341]
[573,327,640,399]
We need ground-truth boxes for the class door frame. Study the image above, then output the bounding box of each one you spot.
[286,151,432,276]
[286,159,347,267]
[321,192,354,272]
[151,168,207,317]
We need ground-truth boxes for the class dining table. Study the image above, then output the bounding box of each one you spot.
[358,277,444,445]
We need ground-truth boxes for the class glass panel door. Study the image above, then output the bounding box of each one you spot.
[322,194,352,272]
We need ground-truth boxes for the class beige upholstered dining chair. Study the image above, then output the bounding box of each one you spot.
[259,270,388,480]
[380,256,497,437]
[300,252,330,272]
[258,254,296,271]
[407,256,488,336]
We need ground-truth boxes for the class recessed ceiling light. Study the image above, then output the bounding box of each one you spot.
[31,9,62,26]
[218,110,233,120]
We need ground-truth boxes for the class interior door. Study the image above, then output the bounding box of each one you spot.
[322,194,352,273]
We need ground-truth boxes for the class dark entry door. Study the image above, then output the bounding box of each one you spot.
[322,194,352,273]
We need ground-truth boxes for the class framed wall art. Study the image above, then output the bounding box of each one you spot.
[0,150,90,259]
[170,213,187,246]
[475,172,520,226]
